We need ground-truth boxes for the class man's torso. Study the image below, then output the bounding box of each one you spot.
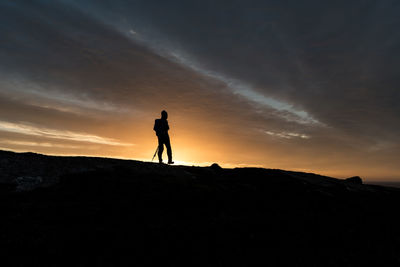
[154,119,169,136]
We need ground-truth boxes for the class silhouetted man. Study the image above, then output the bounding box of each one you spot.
[154,110,173,164]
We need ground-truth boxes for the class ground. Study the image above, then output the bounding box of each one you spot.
[1,150,400,266]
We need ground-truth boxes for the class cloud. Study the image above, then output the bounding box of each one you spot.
[0,121,133,146]
[264,131,310,140]
[145,46,321,125]
[0,140,82,149]
[0,75,135,116]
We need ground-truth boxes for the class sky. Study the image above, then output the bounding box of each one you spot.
[0,0,399,181]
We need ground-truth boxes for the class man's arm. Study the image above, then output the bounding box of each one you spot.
[153,119,158,131]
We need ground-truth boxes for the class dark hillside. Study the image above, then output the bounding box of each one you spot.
[1,150,400,266]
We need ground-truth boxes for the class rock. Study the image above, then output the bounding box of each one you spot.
[15,176,43,192]
[345,176,363,185]
[210,163,222,171]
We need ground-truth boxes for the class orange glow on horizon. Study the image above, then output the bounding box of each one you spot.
[2,123,399,183]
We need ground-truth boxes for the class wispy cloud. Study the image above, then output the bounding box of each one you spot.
[0,121,132,146]
[0,76,134,116]
[126,32,320,125]
[264,130,310,139]
[0,140,82,149]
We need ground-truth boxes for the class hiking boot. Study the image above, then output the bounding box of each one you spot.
[168,160,174,164]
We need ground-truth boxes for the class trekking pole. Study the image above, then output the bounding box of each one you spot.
[151,146,159,162]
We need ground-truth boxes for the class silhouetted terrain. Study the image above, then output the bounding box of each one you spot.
[1,150,400,266]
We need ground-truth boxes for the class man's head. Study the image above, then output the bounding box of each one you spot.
[161,110,168,120]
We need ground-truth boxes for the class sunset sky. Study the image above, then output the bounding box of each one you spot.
[0,0,399,181]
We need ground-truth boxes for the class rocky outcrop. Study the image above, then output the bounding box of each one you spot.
[345,176,363,184]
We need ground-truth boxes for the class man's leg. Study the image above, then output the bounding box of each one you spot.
[157,136,164,163]
[165,135,173,164]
